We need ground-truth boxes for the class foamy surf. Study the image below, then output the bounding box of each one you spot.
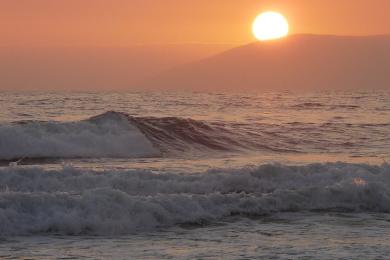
[0,111,159,161]
[0,162,389,235]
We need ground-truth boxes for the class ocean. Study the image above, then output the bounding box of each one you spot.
[0,91,390,259]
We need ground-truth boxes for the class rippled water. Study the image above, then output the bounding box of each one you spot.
[0,91,390,259]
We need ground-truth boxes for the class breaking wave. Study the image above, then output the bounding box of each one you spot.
[0,111,296,162]
[0,111,159,161]
[1,110,388,163]
[0,162,389,235]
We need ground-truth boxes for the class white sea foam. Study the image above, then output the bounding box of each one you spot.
[0,112,159,160]
[0,163,389,235]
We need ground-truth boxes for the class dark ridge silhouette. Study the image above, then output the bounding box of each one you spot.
[142,34,390,90]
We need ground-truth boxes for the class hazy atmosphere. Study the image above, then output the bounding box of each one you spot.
[1,0,390,90]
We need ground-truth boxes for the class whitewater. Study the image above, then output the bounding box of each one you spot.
[1,91,390,259]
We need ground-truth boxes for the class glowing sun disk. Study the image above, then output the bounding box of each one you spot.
[252,11,289,41]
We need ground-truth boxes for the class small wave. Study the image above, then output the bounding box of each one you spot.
[292,103,360,110]
[292,102,325,109]
[329,104,360,110]
[0,162,389,235]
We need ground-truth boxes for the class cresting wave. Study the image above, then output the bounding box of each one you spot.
[1,110,388,162]
[0,111,295,162]
[0,112,160,162]
[0,163,389,235]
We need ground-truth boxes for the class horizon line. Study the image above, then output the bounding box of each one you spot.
[1,33,390,49]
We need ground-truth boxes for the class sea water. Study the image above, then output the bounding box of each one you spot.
[0,91,389,259]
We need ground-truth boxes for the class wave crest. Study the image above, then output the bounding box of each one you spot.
[0,111,159,161]
[1,110,386,162]
[0,111,297,162]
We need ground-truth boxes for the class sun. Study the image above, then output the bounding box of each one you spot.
[252,11,289,41]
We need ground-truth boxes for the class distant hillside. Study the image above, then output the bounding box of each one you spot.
[142,35,390,90]
[0,44,235,91]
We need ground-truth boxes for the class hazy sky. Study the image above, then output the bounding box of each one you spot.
[1,0,390,91]
[2,0,390,46]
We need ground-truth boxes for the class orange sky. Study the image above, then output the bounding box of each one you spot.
[1,0,390,46]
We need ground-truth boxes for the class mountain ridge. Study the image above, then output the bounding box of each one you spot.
[142,34,390,90]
